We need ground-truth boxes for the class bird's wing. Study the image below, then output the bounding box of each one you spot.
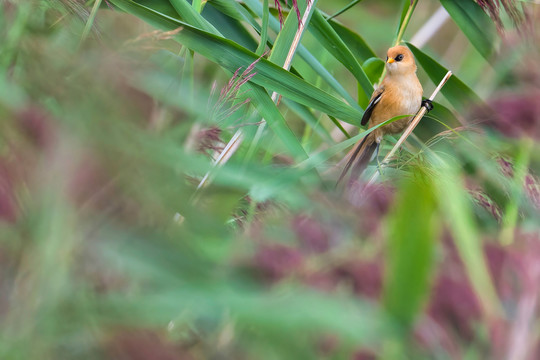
[360,87,384,126]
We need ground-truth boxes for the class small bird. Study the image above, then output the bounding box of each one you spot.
[338,45,432,185]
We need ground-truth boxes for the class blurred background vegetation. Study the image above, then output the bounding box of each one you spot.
[1,0,539,359]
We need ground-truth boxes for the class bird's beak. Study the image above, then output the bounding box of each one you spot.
[387,57,395,64]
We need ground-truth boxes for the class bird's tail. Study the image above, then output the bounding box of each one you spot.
[337,133,378,186]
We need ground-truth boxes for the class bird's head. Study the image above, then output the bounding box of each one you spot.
[385,45,417,76]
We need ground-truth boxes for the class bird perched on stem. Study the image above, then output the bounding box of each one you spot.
[338,45,432,185]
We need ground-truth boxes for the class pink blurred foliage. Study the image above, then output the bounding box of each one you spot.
[17,106,57,149]
[106,330,193,360]
[418,230,540,358]
[253,243,304,282]
[477,91,540,140]
[346,181,395,238]
[291,214,331,254]
[0,106,59,223]
[195,126,224,156]
[497,157,540,210]
[332,260,382,300]
[476,0,525,30]
[351,350,377,360]
[0,159,18,223]
[249,202,540,357]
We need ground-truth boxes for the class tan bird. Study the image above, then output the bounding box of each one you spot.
[338,45,431,185]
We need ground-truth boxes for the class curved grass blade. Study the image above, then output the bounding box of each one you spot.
[197,1,356,108]
[439,0,497,60]
[210,0,262,31]
[395,0,418,45]
[329,20,376,62]
[169,0,219,33]
[362,57,384,84]
[308,8,373,102]
[255,0,269,55]
[168,0,257,50]
[202,2,258,50]
[326,0,364,21]
[433,160,503,320]
[248,83,309,161]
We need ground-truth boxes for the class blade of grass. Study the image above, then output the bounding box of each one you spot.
[384,170,439,327]
[192,0,204,12]
[439,0,497,60]
[210,0,261,31]
[202,2,258,50]
[269,0,318,67]
[80,0,102,43]
[256,0,269,55]
[326,0,364,21]
[307,8,373,104]
[328,115,351,139]
[169,0,219,33]
[394,0,418,46]
[433,161,503,320]
[329,19,376,62]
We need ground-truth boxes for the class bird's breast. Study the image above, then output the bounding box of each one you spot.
[399,89,422,115]
[369,77,422,136]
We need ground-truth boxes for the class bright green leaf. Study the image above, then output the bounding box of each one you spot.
[362,57,385,84]
[383,171,439,327]
[439,0,497,60]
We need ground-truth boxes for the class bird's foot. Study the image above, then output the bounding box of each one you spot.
[422,99,433,112]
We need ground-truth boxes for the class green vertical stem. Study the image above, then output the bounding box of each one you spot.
[255,0,269,56]
[300,122,313,151]
[328,115,350,139]
[183,50,195,105]
[80,0,102,44]
[394,0,418,46]
[499,137,534,245]
[435,166,503,320]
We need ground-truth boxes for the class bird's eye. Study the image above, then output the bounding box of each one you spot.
[395,54,404,62]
